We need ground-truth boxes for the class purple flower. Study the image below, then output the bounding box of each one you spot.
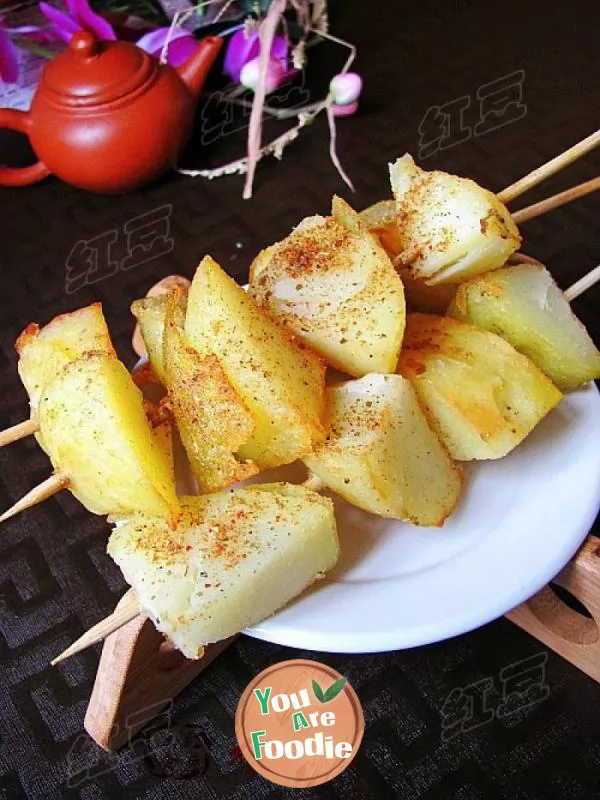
[39,0,116,44]
[0,23,19,83]
[224,28,290,88]
[136,27,198,68]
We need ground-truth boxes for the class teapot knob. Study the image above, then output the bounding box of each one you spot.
[70,30,99,58]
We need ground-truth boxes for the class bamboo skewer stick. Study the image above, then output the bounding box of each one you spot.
[51,589,140,665]
[0,418,40,447]
[0,472,68,523]
[498,129,600,203]
[512,176,600,224]
[564,264,600,302]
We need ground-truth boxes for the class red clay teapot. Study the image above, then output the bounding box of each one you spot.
[0,31,222,193]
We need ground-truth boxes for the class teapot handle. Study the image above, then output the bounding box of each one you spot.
[0,108,50,187]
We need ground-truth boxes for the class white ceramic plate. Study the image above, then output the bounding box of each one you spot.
[244,384,600,653]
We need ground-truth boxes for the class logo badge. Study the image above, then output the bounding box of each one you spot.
[235,659,364,788]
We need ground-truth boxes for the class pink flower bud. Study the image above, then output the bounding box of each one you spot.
[332,100,359,117]
[329,72,362,106]
[240,55,286,94]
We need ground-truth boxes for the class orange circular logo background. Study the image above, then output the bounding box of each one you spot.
[235,659,364,788]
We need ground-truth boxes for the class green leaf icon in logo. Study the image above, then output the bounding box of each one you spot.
[312,676,347,703]
[312,679,326,703]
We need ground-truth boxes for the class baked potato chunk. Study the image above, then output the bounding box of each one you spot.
[38,352,180,521]
[163,290,258,493]
[398,314,562,460]
[131,295,168,383]
[16,303,115,413]
[108,484,339,658]
[304,374,462,526]
[389,154,521,284]
[250,196,405,377]
[397,268,457,314]
[359,199,456,313]
[358,199,403,259]
[448,264,600,391]
[185,255,326,470]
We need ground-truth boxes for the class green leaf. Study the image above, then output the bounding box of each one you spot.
[312,679,326,703]
[323,677,347,702]
[238,0,275,14]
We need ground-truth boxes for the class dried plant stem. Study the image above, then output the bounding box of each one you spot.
[327,104,354,191]
[243,0,288,199]
[178,105,324,180]
[222,95,326,119]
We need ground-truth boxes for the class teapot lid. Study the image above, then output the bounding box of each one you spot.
[42,31,158,107]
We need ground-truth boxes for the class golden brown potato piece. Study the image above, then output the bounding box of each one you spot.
[250,196,405,377]
[144,398,175,477]
[185,256,326,470]
[16,303,115,413]
[389,154,521,284]
[131,295,168,383]
[108,484,339,658]
[360,200,456,313]
[304,374,462,526]
[397,268,457,314]
[132,275,191,358]
[163,290,258,493]
[398,314,562,460]
[358,199,403,259]
[448,264,600,391]
[38,352,180,521]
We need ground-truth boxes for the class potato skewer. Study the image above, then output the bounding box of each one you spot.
[0,303,117,449]
[5,134,599,447]
[51,484,339,664]
[0,256,597,519]
[397,314,563,461]
[162,288,259,492]
[2,277,190,449]
[449,264,600,391]
[388,133,600,287]
[249,196,406,377]
[4,135,599,444]
[1,353,180,524]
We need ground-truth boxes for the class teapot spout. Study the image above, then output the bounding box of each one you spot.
[177,36,223,100]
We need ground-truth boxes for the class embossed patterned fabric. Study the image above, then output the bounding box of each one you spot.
[1,0,600,797]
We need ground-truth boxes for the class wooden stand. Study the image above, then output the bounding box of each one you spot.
[506,535,600,682]
[84,592,237,750]
[84,537,600,751]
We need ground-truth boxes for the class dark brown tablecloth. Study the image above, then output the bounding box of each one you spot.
[1,1,600,797]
